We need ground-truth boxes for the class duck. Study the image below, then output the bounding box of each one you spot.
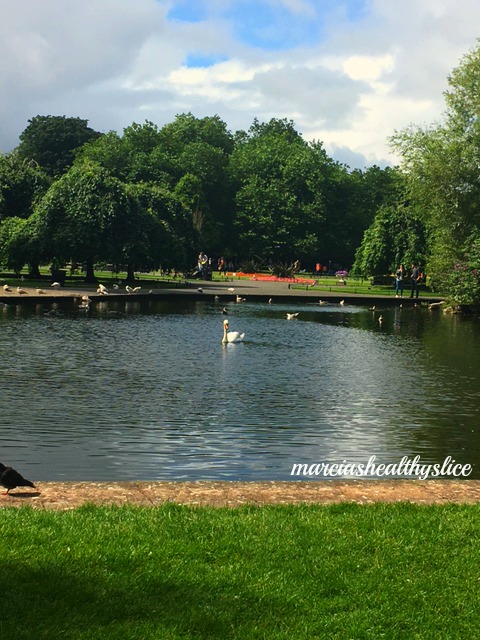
[319,299,328,305]
[17,287,28,295]
[222,319,245,343]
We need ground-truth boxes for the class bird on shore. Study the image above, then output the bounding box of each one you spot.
[51,282,61,289]
[36,288,46,294]
[3,284,12,292]
[228,287,235,292]
[113,283,119,290]
[0,462,35,495]
[97,284,108,295]
[286,312,299,320]
[17,287,28,295]
[428,301,446,310]
[197,287,203,293]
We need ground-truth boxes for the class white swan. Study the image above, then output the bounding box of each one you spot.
[222,319,245,343]
[286,312,299,320]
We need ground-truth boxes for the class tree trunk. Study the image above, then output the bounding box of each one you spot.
[126,262,135,282]
[28,263,41,279]
[84,258,96,283]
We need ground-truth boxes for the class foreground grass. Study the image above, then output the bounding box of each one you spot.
[1,503,479,639]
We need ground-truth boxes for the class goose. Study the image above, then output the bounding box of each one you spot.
[286,312,299,320]
[3,284,12,292]
[17,287,28,295]
[222,319,245,343]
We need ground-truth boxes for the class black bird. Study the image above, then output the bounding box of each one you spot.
[0,463,35,494]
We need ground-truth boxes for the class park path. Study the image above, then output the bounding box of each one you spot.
[2,480,480,510]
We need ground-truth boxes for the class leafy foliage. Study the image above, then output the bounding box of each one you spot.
[17,115,101,177]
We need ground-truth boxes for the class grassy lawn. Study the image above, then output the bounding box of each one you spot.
[1,503,479,639]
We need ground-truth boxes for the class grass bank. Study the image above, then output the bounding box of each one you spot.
[1,503,479,639]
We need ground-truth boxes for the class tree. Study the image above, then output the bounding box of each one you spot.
[33,161,155,281]
[352,203,427,277]
[230,119,333,264]
[390,42,480,301]
[0,152,50,221]
[16,115,101,177]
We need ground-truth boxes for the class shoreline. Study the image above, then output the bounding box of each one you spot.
[2,479,480,510]
[0,278,444,305]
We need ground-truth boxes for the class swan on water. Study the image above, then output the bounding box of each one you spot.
[222,319,245,343]
[286,312,299,320]
[339,300,345,306]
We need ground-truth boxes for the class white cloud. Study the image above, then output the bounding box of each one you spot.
[0,0,480,168]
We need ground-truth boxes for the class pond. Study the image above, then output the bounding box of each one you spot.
[1,297,479,481]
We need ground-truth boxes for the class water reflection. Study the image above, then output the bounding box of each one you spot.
[0,298,479,480]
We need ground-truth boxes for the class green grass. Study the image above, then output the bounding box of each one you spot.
[1,503,479,639]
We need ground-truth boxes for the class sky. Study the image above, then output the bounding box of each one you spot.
[1,0,479,169]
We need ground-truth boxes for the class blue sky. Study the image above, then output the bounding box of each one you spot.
[0,0,479,168]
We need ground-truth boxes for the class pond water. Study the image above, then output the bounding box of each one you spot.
[1,297,479,481]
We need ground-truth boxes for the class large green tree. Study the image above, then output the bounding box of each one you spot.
[16,115,101,177]
[390,42,480,300]
[33,161,160,280]
[0,152,50,221]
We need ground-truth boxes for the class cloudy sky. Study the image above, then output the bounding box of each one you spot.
[1,0,479,168]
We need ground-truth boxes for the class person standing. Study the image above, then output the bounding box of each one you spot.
[395,264,405,298]
[410,263,421,298]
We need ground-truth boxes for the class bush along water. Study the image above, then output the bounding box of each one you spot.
[445,234,480,308]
